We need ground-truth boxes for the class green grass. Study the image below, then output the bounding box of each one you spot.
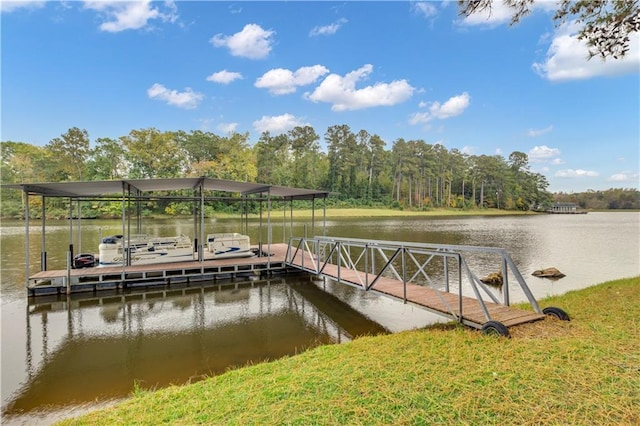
[60,276,639,425]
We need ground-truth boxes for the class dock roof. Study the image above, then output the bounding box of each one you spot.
[2,177,330,201]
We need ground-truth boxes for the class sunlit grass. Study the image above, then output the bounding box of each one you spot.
[60,276,639,425]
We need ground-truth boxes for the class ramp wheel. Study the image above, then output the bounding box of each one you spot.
[543,306,570,321]
[481,320,510,337]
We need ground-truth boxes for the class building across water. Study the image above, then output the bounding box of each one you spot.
[548,202,587,214]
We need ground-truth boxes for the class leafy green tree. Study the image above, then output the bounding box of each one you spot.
[86,137,126,180]
[325,124,358,197]
[288,126,322,189]
[121,128,186,178]
[458,0,639,59]
[46,127,91,181]
[255,132,291,185]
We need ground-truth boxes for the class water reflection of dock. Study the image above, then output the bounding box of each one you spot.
[5,278,386,416]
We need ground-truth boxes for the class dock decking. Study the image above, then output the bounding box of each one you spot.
[29,240,548,334]
[284,236,548,332]
[28,244,294,296]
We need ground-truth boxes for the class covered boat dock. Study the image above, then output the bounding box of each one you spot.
[3,178,329,295]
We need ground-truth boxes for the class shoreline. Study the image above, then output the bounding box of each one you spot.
[57,276,640,425]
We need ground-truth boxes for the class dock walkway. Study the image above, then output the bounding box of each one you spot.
[29,239,553,335]
[284,236,547,333]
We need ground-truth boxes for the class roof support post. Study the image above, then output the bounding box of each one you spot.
[282,200,286,244]
[121,182,126,282]
[200,181,205,266]
[289,199,293,241]
[68,198,73,257]
[323,195,327,236]
[267,190,271,269]
[24,191,30,290]
[311,197,315,237]
[41,196,47,271]
[77,200,82,254]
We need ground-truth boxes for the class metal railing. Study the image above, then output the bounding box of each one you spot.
[285,236,542,324]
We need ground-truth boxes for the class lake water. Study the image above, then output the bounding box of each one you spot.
[1,212,638,424]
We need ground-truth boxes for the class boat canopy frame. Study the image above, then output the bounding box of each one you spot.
[3,177,330,292]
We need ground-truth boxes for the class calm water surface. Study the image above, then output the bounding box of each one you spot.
[1,212,638,424]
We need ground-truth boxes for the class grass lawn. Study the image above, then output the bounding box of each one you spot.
[60,276,639,425]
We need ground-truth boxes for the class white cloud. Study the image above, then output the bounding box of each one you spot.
[555,169,600,178]
[1,0,46,13]
[608,171,640,183]
[147,83,203,109]
[217,122,238,134]
[253,113,307,134]
[457,1,514,27]
[83,0,178,32]
[412,2,438,18]
[409,92,470,124]
[528,145,561,163]
[210,23,274,59]
[551,158,565,165]
[528,125,553,137]
[533,22,640,81]
[255,65,329,95]
[306,64,414,111]
[461,146,476,155]
[206,70,243,84]
[458,1,555,27]
[309,18,347,37]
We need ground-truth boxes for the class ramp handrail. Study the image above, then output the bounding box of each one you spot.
[285,236,542,324]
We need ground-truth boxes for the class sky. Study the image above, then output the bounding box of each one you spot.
[1,0,639,193]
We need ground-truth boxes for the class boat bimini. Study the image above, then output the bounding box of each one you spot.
[98,233,253,267]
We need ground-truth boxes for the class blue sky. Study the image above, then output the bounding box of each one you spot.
[2,1,638,193]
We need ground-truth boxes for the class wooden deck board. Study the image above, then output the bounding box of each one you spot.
[29,243,291,282]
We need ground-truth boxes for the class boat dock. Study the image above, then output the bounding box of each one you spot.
[28,237,562,336]
[27,244,295,295]
[10,178,567,337]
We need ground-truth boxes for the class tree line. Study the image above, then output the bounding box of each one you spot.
[1,125,634,218]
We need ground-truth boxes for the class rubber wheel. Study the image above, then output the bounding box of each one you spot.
[481,320,510,337]
[543,306,570,321]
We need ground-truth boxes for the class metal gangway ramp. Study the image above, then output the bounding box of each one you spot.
[284,236,566,336]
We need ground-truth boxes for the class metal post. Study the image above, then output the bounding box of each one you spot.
[311,197,315,237]
[501,256,510,306]
[77,201,82,254]
[121,183,126,282]
[365,244,369,288]
[267,190,271,269]
[66,250,71,295]
[444,257,450,292]
[41,196,46,271]
[282,200,286,244]
[323,196,326,236]
[336,242,341,283]
[25,192,30,290]
[458,254,462,323]
[458,255,463,322]
[68,198,73,260]
[402,248,407,303]
[200,182,205,265]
